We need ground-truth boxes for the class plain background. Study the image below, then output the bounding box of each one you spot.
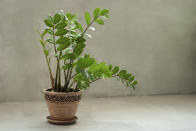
[0,0,196,101]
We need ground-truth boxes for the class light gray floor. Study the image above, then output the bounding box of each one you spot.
[0,95,196,131]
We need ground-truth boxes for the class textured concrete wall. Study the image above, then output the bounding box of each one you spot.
[0,0,196,101]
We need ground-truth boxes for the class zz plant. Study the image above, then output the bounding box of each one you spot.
[38,8,138,92]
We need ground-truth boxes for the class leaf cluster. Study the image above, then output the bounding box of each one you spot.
[38,8,138,92]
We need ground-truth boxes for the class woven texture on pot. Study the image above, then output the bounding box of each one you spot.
[43,89,82,121]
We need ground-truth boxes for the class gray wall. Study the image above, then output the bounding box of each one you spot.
[0,0,196,101]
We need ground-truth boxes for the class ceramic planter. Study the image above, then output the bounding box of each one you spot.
[43,89,82,125]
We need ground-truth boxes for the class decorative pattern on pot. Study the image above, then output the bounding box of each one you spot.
[44,94,82,103]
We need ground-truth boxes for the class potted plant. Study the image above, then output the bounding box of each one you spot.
[38,8,138,125]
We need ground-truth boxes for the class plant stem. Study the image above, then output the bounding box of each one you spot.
[52,26,58,55]
[52,26,61,91]
[45,55,54,89]
[90,78,101,83]
[58,52,63,91]
[81,18,96,37]
[90,75,116,84]
[67,60,73,84]
[75,84,79,91]
[54,64,59,91]
[63,21,73,90]
[63,61,67,83]
[65,59,73,90]
[41,36,54,89]
[68,80,75,89]
[65,59,71,80]
[58,62,61,91]
[70,73,78,80]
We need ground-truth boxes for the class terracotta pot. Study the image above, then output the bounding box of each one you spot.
[43,88,82,125]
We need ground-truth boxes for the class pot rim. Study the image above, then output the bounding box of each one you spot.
[43,88,83,96]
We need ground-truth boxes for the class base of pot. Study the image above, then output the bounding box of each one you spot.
[47,116,78,125]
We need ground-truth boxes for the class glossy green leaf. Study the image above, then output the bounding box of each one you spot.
[80,70,95,80]
[74,21,83,32]
[66,13,77,21]
[44,49,49,56]
[88,62,112,78]
[55,22,67,29]
[54,14,61,24]
[39,40,45,47]
[63,47,72,54]
[56,37,69,44]
[129,76,135,81]
[117,70,128,80]
[60,53,74,60]
[55,29,68,36]
[125,73,132,79]
[41,30,47,38]
[74,43,86,56]
[57,42,71,51]
[76,54,95,72]
[74,73,90,89]
[44,19,53,27]
[62,63,72,70]
[46,38,54,44]
[100,9,109,16]
[118,70,127,76]
[76,37,86,43]
[104,14,109,18]
[48,15,53,22]
[95,19,104,25]
[132,80,138,85]
[66,13,72,20]
[85,12,91,25]
[93,8,101,19]
[112,66,119,75]
[108,64,112,70]
[45,28,53,34]
[72,14,77,20]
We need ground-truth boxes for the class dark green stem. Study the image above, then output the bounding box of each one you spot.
[52,26,60,91]
[90,75,116,84]
[41,37,54,89]
[54,64,59,91]
[63,61,67,84]
[75,84,79,91]
[81,18,96,37]
[67,60,73,86]
[68,80,75,89]
[70,73,78,80]
[45,55,54,89]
